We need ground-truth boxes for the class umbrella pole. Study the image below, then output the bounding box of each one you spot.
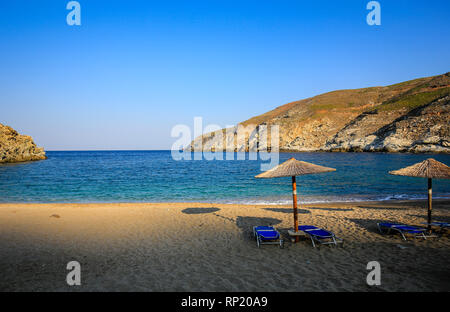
[292,176,299,242]
[427,178,432,233]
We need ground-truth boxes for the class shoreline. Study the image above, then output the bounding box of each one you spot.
[1,198,449,206]
[0,199,449,291]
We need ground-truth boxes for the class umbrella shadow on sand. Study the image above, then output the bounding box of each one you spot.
[181,207,221,214]
[235,216,282,239]
[348,218,382,234]
[307,207,353,212]
[263,208,310,214]
[357,205,407,211]
[407,214,450,223]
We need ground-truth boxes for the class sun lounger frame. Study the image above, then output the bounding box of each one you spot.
[377,223,435,241]
[253,226,284,248]
[422,222,450,232]
[298,226,343,248]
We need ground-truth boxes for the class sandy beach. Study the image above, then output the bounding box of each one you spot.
[0,200,449,292]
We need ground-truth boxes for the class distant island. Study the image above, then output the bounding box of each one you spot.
[0,123,46,163]
[189,72,450,153]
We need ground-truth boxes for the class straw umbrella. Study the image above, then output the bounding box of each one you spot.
[255,158,336,240]
[389,158,450,232]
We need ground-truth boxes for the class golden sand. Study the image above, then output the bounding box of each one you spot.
[0,200,449,291]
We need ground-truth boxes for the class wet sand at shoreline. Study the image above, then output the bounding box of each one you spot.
[0,200,449,291]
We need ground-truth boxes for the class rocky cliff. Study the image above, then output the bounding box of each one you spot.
[188,72,450,153]
[0,124,47,163]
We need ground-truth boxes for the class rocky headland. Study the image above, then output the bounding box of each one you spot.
[0,124,46,163]
[188,72,450,153]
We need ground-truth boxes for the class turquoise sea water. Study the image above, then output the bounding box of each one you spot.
[0,151,449,204]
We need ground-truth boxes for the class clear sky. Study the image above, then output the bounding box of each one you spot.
[1,0,449,150]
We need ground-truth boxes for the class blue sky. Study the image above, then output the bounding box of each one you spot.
[1,0,449,150]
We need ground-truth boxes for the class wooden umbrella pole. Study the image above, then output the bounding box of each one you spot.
[292,176,299,240]
[428,178,432,233]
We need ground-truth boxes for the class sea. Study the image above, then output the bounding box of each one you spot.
[0,151,449,204]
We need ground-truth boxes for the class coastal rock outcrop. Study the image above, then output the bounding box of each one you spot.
[188,72,450,154]
[325,95,450,153]
[0,124,46,163]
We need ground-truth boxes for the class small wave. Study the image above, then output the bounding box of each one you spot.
[219,193,450,205]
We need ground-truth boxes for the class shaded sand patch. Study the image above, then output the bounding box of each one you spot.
[182,207,220,214]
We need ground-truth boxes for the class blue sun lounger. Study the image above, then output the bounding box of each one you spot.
[298,225,343,248]
[253,226,283,248]
[422,221,450,234]
[377,222,431,240]
[422,222,450,231]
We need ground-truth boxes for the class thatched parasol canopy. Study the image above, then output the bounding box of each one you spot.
[389,158,450,232]
[255,158,336,240]
[389,158,450,179]
[255,158,336,178]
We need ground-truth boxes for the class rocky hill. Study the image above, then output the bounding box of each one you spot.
[0,124,46,163]
[188,72,450,153]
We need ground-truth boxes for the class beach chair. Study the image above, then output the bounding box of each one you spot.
[422,222,450,233]
[377,222,432,240]
[298,225,343,248]
[253,226,283,248]
[423,221,450,229]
